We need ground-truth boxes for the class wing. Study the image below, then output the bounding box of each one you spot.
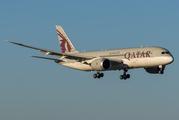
[6,40,93,60]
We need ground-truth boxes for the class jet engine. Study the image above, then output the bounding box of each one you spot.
[91,58,111,71]
[145,67,165,74]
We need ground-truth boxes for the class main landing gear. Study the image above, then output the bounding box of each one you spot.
[120,68,130,80]
[93,71,104,79]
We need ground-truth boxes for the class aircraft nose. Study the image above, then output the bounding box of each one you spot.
[167,56,174,64]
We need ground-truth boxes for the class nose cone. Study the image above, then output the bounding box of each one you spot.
[167,56,174,64]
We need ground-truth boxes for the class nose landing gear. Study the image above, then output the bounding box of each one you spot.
[158,65,165,74]
[120,68,130,80]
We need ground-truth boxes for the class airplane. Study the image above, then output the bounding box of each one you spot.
[6,25,174,80]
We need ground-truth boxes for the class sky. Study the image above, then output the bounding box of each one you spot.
[1,0,179,120]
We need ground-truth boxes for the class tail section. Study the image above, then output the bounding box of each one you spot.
[56,25,78,53]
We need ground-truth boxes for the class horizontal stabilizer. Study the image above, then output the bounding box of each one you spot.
[30,56,63,63]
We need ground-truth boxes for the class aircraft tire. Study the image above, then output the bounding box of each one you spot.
[120,75,123,80]
[123,74,127,80]
[127,74,130,78]
[100,73,104,77]
[97,73,100,77]
[93,74,97,78]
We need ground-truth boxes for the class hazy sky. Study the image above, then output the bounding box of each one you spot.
[1,0,179,120]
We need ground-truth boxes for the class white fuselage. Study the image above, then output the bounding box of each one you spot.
[60,46,174,71]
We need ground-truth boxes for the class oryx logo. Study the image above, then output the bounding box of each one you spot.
[57,29,71,53]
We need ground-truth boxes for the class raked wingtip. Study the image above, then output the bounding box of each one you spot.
[6,40,13,43]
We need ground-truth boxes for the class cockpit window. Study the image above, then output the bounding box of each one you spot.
[166,52,170,54]
[161,51,170,54]
[161,52,165,54]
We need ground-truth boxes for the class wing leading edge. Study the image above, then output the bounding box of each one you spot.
[6,40,93,60]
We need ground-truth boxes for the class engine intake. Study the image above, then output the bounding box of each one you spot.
[91,58,111,71]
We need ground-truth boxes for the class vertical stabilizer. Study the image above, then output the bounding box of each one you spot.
[56,25,78,53]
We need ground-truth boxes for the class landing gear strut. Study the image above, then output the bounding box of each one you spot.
[158,65,165,74]
[93,71,104,79]
[120,68,130,80]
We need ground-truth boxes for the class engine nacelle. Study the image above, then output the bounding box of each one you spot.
[145,67,165,74]
[91,58,111,71]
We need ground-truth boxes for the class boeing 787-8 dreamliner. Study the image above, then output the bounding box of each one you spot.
[6,25,174,79]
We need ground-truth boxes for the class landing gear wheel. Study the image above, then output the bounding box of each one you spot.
[93,72,104,79]
[159,70,164,74]
[123,74,127,80]
[126,74,130,78]
[93,74,97,78]
[119,68,130,80]
[100,73,104,77]
[97,73,100,78]
[120,75,123,80]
